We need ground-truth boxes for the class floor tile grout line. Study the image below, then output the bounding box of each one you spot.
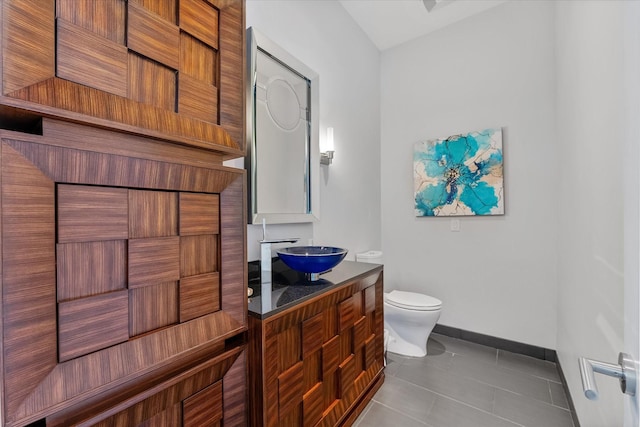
[367,401,432,426]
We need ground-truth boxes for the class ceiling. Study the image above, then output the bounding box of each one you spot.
[338,0,508,51]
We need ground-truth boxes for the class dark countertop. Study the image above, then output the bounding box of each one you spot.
[248,259,383,319]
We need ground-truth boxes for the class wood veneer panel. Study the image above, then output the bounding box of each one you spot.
[50,346,243,427]
[6,78,242,154]
[1,143,57,420]
[5,138,239,193]
[129,282,179,336]
[56,19,128,97]
[130,0,177,24]
[218,0,245,146]
[322,335,340,376]
[302,312,324,357]
[178,74,218,123]
[2,0,55,94]
[129,190,178,239]
[180,234,217,277]
[220,175,247,326]
[222,350,248,427]
[180,32,216,84]
[338,297,355,333]
[129,237,180,287]
[278,362,303,420]
[183,381,223,426]
[278,325,301,373]
[57,184,129,243]
[352,316,367,352]
[138,403,182,427]
[128,53,177,112]
[339,354,356,397]
[58,290,129,362]
[41,119,224,167]
[56,0,126,44]
[127,2,180,70]
[179,192,220,235]
[179,0,219,49]
[364,284,375,314]
[57,240,127,301]
[179,272,220,322]
[303,382,323,427]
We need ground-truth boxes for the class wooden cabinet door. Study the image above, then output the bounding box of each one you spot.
[0,125,247,426]
[0,0,245,155]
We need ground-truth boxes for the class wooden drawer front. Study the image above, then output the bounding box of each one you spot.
[183,381,223,426]
[1,137,247,426]
[254,273,385,427]
[3,0,244,153]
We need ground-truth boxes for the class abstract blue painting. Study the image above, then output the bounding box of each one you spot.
[414,128,504,216]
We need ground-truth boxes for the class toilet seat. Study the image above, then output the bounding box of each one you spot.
[385,290,442,311]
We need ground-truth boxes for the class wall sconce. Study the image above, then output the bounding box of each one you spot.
[320,127,335,165]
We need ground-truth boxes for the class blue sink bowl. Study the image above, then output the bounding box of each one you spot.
[277,246,348,279]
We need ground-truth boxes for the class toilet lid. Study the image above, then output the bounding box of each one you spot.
[385,290,442,311]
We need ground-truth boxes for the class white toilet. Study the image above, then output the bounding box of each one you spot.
[355,251,442,358]
[384,290,442,357]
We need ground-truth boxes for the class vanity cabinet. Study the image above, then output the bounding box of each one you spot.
[248,262,385,427]
[0,0,244,156]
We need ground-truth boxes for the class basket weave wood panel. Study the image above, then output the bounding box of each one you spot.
[0,129,247,426]
[249,269,384,426]
[1,0,244,155]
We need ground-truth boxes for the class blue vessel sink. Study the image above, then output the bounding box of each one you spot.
[276,246,348,281]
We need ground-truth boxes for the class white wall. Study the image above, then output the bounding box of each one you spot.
[380,1,558,349]
[555,2,640,425]
[245,0,381,262]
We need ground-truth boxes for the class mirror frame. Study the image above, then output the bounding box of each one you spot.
[246,27,320,224]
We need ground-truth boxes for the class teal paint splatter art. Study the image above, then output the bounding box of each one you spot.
[414,128,504,216]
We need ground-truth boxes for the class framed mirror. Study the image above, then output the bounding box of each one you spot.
[246,27,320,224]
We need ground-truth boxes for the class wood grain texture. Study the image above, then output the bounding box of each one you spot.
[278,362,303,420]
[2,0,55,94]
[248,268,385,427]
[180,32,216,84]
[178,74,218,123]
[130,0,177,24]
[1,143,57,420]
[179,192,220,235]
[56,0,125,45]
[1,0,245,154]
[57,18,128,97]
[129,190,178,239]
[303,382,323,427]
[41,119,224,167]
[128,53,177,112]
[58,290,129,362]
[129,282,179,336]
[57,184,129,243]
[48,345,243,427]
[221,349,247,427]
[218,0,245,146]
[129,237,180,288]
[127,2,180,70]
[5,138,239,193]
[182,381,223,426]
[180,234,218,277]
[220,175,247,326]
[179,272,220,322]
[179,0,219,49]
[57,240,127,301]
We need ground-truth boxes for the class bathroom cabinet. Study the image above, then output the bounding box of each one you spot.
[0,0,244,156]
[0,0,248,425]
[248,261,385,427]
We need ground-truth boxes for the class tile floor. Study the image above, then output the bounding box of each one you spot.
[354,333,575,427]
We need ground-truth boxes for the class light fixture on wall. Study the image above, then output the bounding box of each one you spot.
[320,127,335,165]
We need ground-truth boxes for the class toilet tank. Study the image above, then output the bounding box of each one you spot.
[356,250,383,264]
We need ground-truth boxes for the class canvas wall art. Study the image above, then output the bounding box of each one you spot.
[414,128,504,216]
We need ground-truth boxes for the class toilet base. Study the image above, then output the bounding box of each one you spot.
[385,323,431,357]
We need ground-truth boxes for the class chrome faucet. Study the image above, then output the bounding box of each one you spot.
[259,219,298,286]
